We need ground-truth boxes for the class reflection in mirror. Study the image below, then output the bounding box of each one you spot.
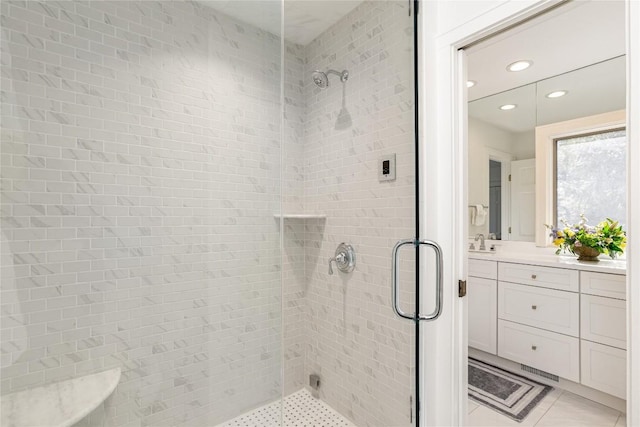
[489,160,501,239]
[468,84,535,240]
[536,56,626,126]
[468,56,625,242]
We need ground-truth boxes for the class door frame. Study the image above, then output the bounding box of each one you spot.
[419,1,640,425]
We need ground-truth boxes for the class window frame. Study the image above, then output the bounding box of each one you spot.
[534,109,626,246]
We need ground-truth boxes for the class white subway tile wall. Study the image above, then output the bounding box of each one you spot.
[1,1,284,425]
[301,2,416,426]
[282,41,307,397]
[1,1,416,426]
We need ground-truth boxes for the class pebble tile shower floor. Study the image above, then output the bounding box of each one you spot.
[218,389,356,427]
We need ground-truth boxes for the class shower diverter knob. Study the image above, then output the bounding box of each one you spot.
[328,243,356,275]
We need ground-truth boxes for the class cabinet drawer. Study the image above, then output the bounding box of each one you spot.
[581,340,626,399]
[468,277,497,354]
[580,271,626,300]
[581,294,626,349]
[498,282,579,337]
[498,320,579,382]
[469,259,497,280]
[498,262,579,292]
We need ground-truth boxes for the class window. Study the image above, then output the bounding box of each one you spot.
[534,109,626,246]
[555,129,627,227]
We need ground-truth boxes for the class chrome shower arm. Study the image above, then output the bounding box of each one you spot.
[326,69,349,83]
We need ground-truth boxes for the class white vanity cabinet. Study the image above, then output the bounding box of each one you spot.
[498,262,579,292]
[468,259,497,354]
[498,319,580,382]
[469,257,627,400]
[498,281,580,337]
[497,263,581,382]
[579,271,627,399]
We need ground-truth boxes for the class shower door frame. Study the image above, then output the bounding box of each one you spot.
[412,1,423,426]
[419,0,640,426]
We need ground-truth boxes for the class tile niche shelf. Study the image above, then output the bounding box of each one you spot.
[274,214,327,219]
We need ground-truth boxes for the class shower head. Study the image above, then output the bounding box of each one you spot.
[312,69,349,88]
[312,71,329,88]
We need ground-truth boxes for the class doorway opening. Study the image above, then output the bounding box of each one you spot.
[464,2,628,426]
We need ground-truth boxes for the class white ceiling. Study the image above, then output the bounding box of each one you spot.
[200,0,363,45]
[284,1,362,45]
[199,0,625,134]
[469,56,626,133]
[466,1,625,102]
[468,85,536,134]
[467,0,626,134]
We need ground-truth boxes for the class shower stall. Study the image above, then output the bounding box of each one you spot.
[0,1,421,425]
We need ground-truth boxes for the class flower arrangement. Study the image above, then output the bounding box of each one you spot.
[546,215,627,260]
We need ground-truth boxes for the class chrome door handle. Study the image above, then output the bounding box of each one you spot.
[391,239,444,322]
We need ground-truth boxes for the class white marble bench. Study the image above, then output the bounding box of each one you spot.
[1,368,121,427]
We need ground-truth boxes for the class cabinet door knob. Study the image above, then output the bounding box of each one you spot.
[531,274,537,279]
[531,345,537,351]
[531,305,537,310]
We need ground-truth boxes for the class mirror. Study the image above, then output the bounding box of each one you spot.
[468,55,626,241]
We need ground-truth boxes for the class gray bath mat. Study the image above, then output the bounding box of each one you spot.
[468,358,553,422]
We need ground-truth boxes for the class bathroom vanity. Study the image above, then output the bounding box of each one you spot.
[468,251,627,403]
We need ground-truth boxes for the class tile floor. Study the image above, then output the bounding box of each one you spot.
[219,387,625,427]
[468,388,626,427]
[218,388,355,427]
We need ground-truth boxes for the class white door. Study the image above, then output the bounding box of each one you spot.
[509,159,536,241]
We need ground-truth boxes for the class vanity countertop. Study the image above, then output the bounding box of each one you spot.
[469,250,626,275]
[1,367,121,427]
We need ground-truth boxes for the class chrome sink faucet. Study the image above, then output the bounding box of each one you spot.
[474,233,486,251]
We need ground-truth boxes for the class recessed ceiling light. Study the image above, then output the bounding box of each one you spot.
[546,90,568,98]
[507,60,533,72]
[499,104,517,111]
[467,80,476,88]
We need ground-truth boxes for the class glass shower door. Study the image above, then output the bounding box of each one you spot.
[280,1,421,425]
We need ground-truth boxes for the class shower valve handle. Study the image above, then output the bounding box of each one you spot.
[328,243,356,275]
[328,253,345,275]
